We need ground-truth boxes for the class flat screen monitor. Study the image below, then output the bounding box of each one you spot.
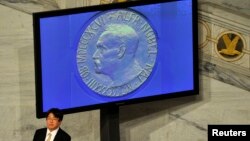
[33,0,198,118]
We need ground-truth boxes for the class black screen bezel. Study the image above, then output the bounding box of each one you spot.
[33,0,198,118]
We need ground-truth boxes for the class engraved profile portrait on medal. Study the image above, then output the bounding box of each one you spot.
[77,9,158,97]
[93,24,142,86]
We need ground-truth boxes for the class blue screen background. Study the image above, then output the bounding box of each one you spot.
[39,0,194,112]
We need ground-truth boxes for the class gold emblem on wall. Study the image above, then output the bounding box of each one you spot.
[216,31,245,62]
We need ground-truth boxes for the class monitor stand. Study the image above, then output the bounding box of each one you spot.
[100,106,120,141]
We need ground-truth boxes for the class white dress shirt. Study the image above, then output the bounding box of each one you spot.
[45,128,59,141]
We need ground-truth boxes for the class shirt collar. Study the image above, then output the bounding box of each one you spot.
[46,127,59,137]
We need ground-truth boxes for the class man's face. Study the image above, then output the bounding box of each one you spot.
[93,33,122,74]
[46,113,61,131]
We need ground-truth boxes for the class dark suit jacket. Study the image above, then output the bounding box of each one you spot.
[33,127,71,141]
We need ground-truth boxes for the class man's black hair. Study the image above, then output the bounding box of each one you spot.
[46,108,63,121]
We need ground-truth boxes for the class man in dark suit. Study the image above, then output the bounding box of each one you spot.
[33,108,71,141]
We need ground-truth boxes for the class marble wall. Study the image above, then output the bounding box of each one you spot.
[0,0,249,141]
[198,0,250,92]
